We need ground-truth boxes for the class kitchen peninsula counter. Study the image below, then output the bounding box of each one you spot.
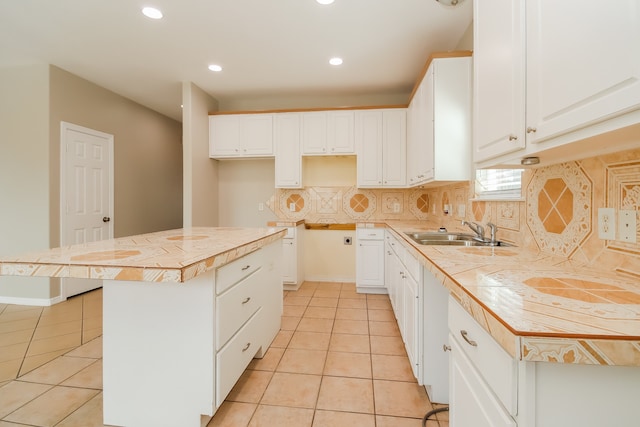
[0,226,287,427]
[375,221,640,367]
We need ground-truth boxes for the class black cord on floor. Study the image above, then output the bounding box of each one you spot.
[422,405,449,427]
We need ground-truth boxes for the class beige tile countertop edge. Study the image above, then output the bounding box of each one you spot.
[0,227,287,284]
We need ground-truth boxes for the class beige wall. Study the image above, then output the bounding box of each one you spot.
[218,92,409,113]
[456,21,473,51]
[183,82,219,227]
[217,159,278,227]
[0,65,183,303]
[50,66,183,239]
[0,65,53,299]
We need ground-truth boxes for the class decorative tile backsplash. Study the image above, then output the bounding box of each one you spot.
[268,147,640,278]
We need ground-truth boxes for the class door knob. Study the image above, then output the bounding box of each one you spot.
[103,217,111,223]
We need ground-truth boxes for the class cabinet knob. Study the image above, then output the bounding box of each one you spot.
[443,344,451,352]
[508,135,518,141]
[526,127,537,134]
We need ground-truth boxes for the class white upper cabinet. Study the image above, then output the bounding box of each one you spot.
[526,0,640,144]
[209,114,274,158]
[301,110,355,155]
[474,0,640,167]
[274,113,302,188]
[472,0,525,164]
[356,109,407,188]
[407,56,472,186]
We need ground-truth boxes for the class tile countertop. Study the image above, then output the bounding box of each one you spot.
[0,227,287,283]
[379,221,640,367]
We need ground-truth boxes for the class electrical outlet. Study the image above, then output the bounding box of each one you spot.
[458,204,466,218]
[598,208,616,240]
[258,202,264,211]
[393,202,400,213]
[289,202,296,212]
[618,210,637,243]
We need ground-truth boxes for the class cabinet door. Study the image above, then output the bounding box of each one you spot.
[403,273,419,379]
[241,114,273,156]
[282,239,296,283]
[355,110,383,187]
[209,115,241,157]
[356,239,384,287]
[449,336,517,427]
[384,242,396,311]
[422,67,435,181]
[274,114,302,188]
[408,81,431,186]
[301,112,328,154]
[422,268,450,404]
[382,110,407,187]
[473,0,526,163]
[526,0,640,145]
[328,110,355,154]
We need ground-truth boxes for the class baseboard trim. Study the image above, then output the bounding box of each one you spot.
[0,294,65,306]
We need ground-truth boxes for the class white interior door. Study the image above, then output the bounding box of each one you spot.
[60,122,114,298]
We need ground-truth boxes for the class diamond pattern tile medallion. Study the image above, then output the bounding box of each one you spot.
[526,162,591,257]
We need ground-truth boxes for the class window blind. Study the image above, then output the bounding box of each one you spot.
[474,169,523,199]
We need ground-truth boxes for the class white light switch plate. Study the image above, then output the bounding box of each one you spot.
[597,208,615,240]
[618,210,637,243]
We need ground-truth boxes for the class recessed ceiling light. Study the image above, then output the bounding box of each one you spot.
[208,64,223,72]
[142,7,163,19]
[329,57,343,66]
[316,0,335,4]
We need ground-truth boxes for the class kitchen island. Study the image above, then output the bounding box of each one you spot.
[0,227,286,427]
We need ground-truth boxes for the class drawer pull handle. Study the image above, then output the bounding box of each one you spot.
[242,342,251,352]
[443,344,451,352]
[241,265,251,271]
[460,330,477,347]
[241,297,251,304]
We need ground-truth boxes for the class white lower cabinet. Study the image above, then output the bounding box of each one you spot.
[355,228,386,293]
[447,295,640,427]
[449,335,517,427]
[402,271,420,378]
[448,296,517,427]
[214,242,282,408]
[102,240,282,427]
[282,225,304,290]
[422,268,450,404]
[384,231,421,379]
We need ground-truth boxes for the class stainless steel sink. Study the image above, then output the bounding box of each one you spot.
[404,231,515,247]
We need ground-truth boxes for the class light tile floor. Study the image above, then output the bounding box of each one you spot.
[0,282,449,427]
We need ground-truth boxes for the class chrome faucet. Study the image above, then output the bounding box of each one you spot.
[461,220,485,240]
[486,222,498,244]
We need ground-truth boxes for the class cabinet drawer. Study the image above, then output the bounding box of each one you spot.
[216,269,262,350]
[216,308,263,407]
[448,297,517,415]
[357,228,384,240]
[216,249,262,294]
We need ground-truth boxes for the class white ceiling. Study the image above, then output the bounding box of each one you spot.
[0,0,473,122]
